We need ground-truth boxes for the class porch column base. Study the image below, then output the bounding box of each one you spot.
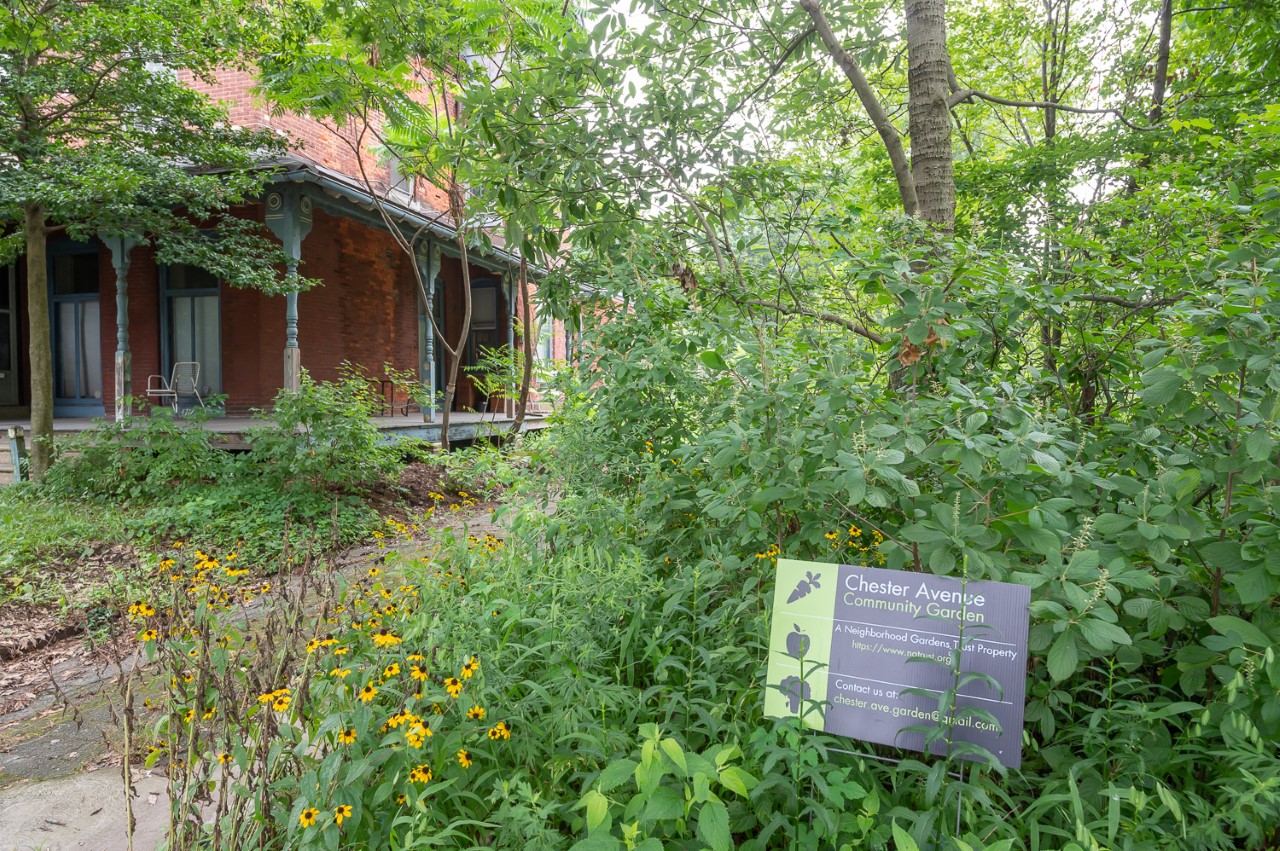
[114,351,132,422]
[284,347,301,394]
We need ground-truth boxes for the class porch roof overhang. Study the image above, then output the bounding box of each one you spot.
[249,155,535,276]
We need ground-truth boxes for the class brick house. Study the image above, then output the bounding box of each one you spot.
[0,69,565,422]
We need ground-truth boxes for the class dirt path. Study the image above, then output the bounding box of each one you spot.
[0,499,512,851]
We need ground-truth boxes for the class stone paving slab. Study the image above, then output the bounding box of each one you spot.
[0,769,169,851]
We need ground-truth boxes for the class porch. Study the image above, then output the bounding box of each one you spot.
[0,411,549,484]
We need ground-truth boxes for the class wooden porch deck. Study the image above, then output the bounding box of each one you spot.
[0,412,549,484]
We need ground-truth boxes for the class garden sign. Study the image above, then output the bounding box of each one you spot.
[765,558,1030,769]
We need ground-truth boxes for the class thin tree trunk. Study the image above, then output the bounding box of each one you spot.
[1125,0,1172,193]
[905,0,956,230]
[23,204,53,480]
[439,184,472,451]
[799,0,919,217]
[508,258,534,441]
[1149,0,1172,125]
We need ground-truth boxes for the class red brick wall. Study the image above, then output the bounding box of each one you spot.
[182,68,452,215]
[216,208,423,414]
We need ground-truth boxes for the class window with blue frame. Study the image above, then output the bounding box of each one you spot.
[161,264,221,398]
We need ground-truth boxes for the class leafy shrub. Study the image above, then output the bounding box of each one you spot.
[43,405,229,502]
[247,369,394,490]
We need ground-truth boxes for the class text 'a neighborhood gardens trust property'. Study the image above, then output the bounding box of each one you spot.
[765,559,1031,769]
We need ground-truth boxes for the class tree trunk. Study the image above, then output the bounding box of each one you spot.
[800,0,919,217]
[23,204,54,480]
[1148,0,1173,125]
[905,0,956,230]
[439,185,472,452]
[508,258,534,441]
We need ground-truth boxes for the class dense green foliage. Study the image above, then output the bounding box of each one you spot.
[0,376,390,610]
[4,0,1278,847]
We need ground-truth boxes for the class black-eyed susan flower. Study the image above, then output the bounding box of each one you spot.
[409,664,428,681]
[272,694,291,712]
[444,677,462,698]
[383,662,401,678]
[466,705,486,721]
[395,793,408,805]
[461,656,480,679]
[358,683,379,703]
[217,752,233,765]
[458,749,472,769]
[306,638,321,654]
[338,727,357,744]
[367,567,380,578]
[140,629,158,642]
[409,764,432,784]
[372,630,401,648]
[128,601,156,619]
[330,667,351,678]
[406,723,431,748]
[487,721,512,740]
[299,807,320,828]
[334,804,352,826]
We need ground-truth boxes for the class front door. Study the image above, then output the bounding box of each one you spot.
[0,266,18,406]
[50,243,104,416]
[162,264,221,401]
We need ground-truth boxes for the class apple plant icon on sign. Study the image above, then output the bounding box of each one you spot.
[778,676,811,714]
[785,625,810,658]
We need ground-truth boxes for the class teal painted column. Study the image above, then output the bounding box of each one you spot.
[505,272,516,418]
[416,243,441,422]
[264,189,313,393]
[100,233,136,422]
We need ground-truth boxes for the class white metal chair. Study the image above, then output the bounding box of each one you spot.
[147,362,204,412]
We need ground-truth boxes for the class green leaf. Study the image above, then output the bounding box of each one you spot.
[1244,429,1273,462]
[1079,618,1132,651]
[1140,368,1184,406]
[891,820,920,851]
[1233,567,1273,606]
[582,790,610,834]
[1156,782,1183,823]
[658,737,687,775]
[1203,540,1249,572]
[1047,632,1079,681]
[1208,615,1272,648]
[570,836,623,851]
[718,766,757,798]
[597,759,638,792]
[699,350,728,372]
[642,786,684,822]
[696,800,731,851]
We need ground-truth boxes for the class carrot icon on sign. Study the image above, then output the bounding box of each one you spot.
[787,571,821,603]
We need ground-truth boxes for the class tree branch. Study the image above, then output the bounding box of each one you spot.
[743,297,886,344]
[798,0,918,217]
[1075,292,1187,309]
[947,88,1161,131]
